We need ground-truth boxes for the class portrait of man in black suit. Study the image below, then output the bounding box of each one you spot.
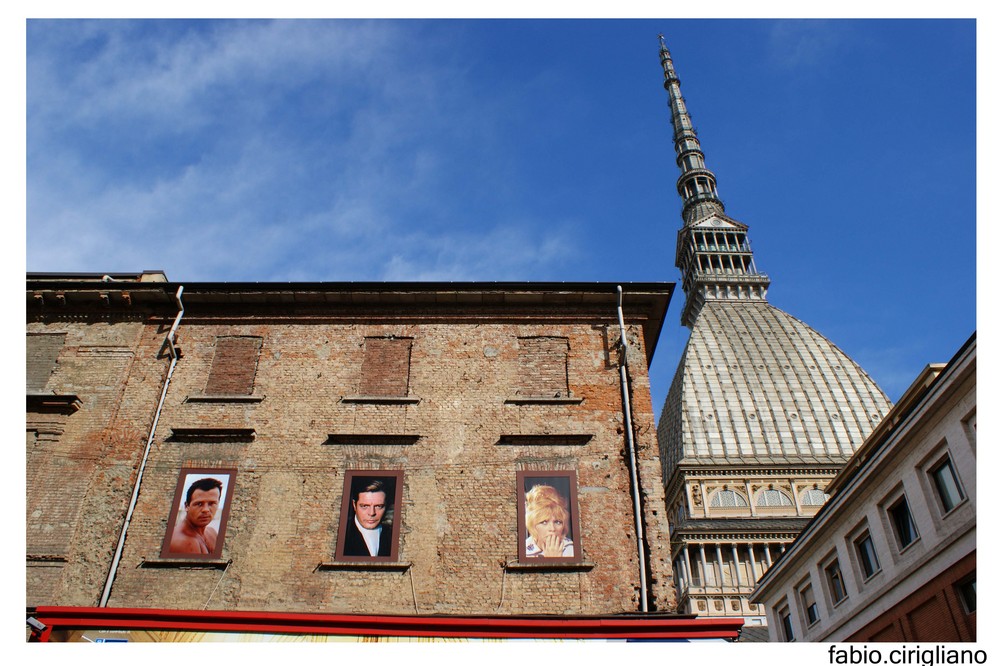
[336,472,401,560]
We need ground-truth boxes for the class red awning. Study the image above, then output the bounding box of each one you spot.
[30,606,744,642]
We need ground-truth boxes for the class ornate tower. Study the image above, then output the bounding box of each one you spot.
[655,35,892,627]
[659,34,770,328]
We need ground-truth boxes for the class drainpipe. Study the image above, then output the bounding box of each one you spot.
[617,285,649,612]
[99,286,184,607]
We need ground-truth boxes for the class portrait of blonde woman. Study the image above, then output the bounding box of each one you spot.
[524,487,575,558]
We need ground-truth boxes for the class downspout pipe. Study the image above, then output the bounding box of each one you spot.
[617,286,649,612]
[99,286,184,607]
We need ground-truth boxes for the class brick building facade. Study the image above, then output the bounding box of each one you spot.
[27,274,689,631]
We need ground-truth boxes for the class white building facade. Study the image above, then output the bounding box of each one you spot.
[750,333,976,641]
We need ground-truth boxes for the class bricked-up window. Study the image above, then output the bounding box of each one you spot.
[359,337,413,397]
[27,333,66,392]
[205,336,262,395]
[517,336,569,398]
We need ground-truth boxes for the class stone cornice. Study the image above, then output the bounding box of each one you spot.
[26,279,675,364]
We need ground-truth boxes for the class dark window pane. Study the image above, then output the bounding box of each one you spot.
[801,585,819,625]
[931,459,965,513]
[826,560,848,603]
[889,497,918,548]
[780,610,794,641]
[957,577,976,613]
[856,533,880,578]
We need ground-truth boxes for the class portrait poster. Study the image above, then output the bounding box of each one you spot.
[335,470,403,561]
[517,470,582,563]
[159,468,236,560]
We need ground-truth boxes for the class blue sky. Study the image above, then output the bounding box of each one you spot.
[25,19,977,414]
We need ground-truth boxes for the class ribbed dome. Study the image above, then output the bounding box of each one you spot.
[658,301,891,477]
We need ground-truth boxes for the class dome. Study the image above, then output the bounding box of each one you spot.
[658,301,892,477]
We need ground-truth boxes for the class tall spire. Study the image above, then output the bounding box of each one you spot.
[658,34,770,328]
[658,34,725,224]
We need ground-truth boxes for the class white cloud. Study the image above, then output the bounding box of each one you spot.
[27,20,576,283]
[379,223,579,282]
[29,21,385,135]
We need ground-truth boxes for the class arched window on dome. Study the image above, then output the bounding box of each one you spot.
[710,489,748,508]
[757,489,793,507]
[800,488,829,506]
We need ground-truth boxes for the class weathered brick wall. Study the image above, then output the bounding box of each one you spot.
[619,323,675,610]
[26,313,171,606]
[27,299,675,615]
[102,311,674,614]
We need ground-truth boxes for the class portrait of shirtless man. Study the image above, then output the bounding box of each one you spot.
[169,477,223,555]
